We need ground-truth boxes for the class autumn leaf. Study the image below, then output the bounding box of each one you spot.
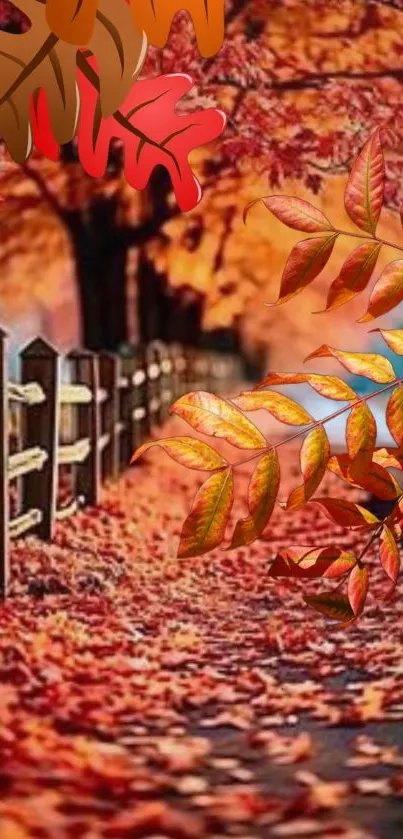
[269,234,338,305]
[323,242,381,312]
[312,497,379,529]
[255,372,356,402]
[270,546,355,579]
[344,129,385,235]
[130,437,228,471]
[129,0,225,57]
[305,345,396,384]
[178,468,234,558]
[348,565,369,616]
[372,446,403,470]
[285,425,330,511]
[358,260,403,322]
[46,0,99,44]
[229,450,280,548]
[328,454,401,500]
[370,328,403,356]
[379,525,401,591]
[170,392,266,449]
[253,195,334,233]
[386,385,403,447]
[304,592,355,623]
[233,390,312,426]
[323,554,357,579]
[346,402,377,478]
[0,0,146,162]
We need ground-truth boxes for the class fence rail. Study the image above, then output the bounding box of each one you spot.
[0,331,240,597]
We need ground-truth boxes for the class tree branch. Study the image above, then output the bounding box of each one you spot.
[21,162,67,222]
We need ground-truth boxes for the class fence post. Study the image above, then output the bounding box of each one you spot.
[146,342,163,428]
[133,348,150,449]
[69,350,101,506]
[0,330,9,598]
[21,337,60,541]
[99,353,119,481]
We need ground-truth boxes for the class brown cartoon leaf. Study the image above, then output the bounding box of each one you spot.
[0,0,146,161]
[46,0,98,44]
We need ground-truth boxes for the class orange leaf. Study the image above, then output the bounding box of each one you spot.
[171,392,266,449]
[178,467,234,558]
[379,525,401,587]
[260,196,334,232]
[358,260,403,322]
[323,554,357,579]
[255,372,356,402]
[344,129,385,235]
[46,0,98,44]
[347,565,369,616]
[372,446,403,470]
[130,0,225,57]
[285,425,330,511]
[328,454,401,500]
[386,385,403,447]
[323,242,381,312]
[304,592,355,623]
[130,437,228,471]
[270,546,355,579]
[313,497,379,529]
[233,390,312,426]
[370,328,403,356]
[346,402,377,477]
[305,345,395,384]
[271,234,338,305]
[229,450,280,548]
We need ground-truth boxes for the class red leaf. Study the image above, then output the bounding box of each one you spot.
[33,66,226,212]
[259,196,334,232]
[347,565,369,616]
[328,454,401,500]
[344,129,385,235]
[358,260,403,322]
[270,546,355,579]
[304,592,355,624]
[323,242,381,312]
[312,497,379,529]
[270,235,338,305]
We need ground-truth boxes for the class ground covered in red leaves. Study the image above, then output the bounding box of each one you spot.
[1,423,403,839]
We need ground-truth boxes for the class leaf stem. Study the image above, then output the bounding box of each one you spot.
[354,492,403,569]
[334,228,403,254]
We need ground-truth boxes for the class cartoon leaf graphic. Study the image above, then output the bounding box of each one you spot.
[344,129,385,235]
[379,525,400,589]
[306,345,396,384]
[178,467,233,558]
[229,450,280,549]
[304,592,355,623]
[270,235,338,305]
[270,546,355,579]
[346,402,377,477]
[358,260,403,322]
[386,385,403,447]
[323,242,381,312]
[130,437,228,471]
[252,195,334,233]
[256,372,356,402]
[46,0,99,45]
[43,66,225,212]
[328,454,401,500]
[347,565,369,616]
[312,497,379,529]
[129,0,225,57]
[0,0,146,162]
[233,390,312,426]
[285,425,330,511]
[170,392,266,449]
[370,328,403,356]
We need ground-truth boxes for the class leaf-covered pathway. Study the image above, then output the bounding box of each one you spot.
[1,428,403,839]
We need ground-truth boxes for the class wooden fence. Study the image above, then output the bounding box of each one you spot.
[0,332,240,598]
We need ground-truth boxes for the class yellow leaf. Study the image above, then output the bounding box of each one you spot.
[346,402,377,477]
[256,372,356,402]
[130,437,228,471]
[370,328,403,355]
[386,385,403,447]
[229,450,280,548]
[285,425,330,511]
[305,345,396,384]
[233,390,312,426]
[171,392,266,449]
[178,467,233,557]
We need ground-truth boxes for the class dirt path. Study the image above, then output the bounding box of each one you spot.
[1,422,403,839]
